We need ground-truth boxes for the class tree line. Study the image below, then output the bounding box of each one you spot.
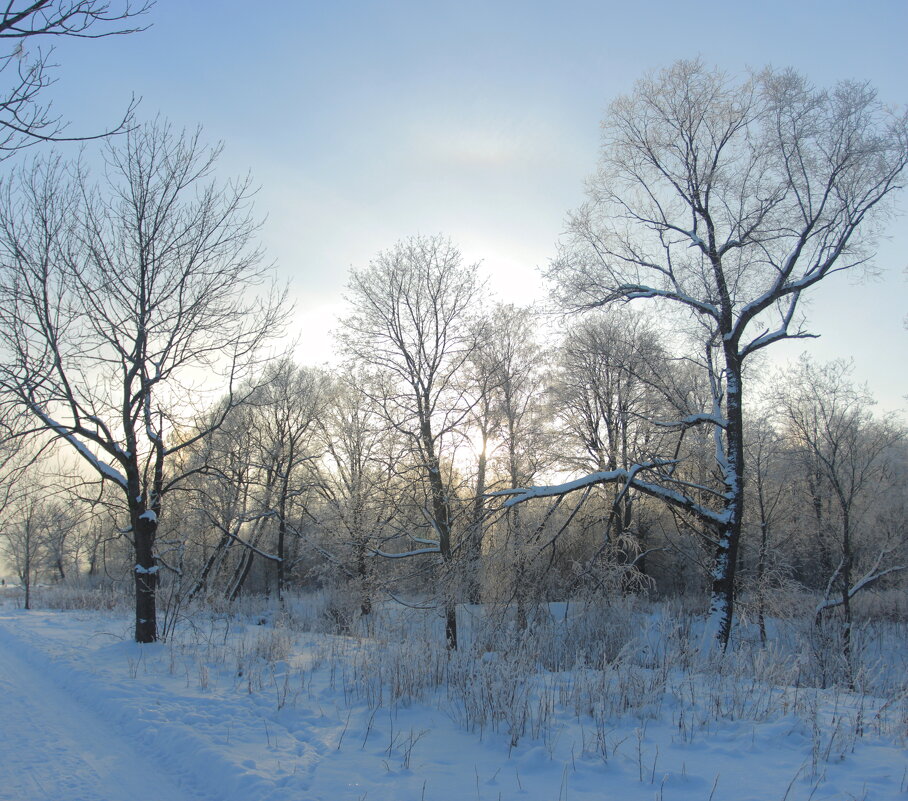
[0,15,905,651]
[2,227,905,653]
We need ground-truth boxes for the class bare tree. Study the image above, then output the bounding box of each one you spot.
[0,120,288,641]
[0,401,31,519]
[183,399,269,602]
[0,467,81,606]
[461,303,549,609]
[773,357,906,670]
[181,363,329,604]
[2,492,45,608]
[338,234,483,648]
[241,359,328,600]
[314,371,405,617]
[0,1,150,157]
[508,60,908,646]
[461,315,500,603]
[552,309,672,577]
[484,304,551,625]
[38,495,81,580]
[741,417,792,644]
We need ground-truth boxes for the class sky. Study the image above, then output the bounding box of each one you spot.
[37,0,908,415]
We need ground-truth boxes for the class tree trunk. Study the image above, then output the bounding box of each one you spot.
[133,509,158,643]
[355,536,372,616]
[420,415,457,650]
[839,506,854,686]
[507,434,529,631]
[187,531,231,601]
[468,432,488,604]
[23,521,31,611]
[709,356,745,649]
[807,471,833,585]
[756,507,769,647]
[88,540,99,576]
[277,485,287,603]
[444,602,458,650]
[514,517,528,631]
[228,548,255,601]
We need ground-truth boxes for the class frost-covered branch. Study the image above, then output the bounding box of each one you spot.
[493,462,729,527]
[607,283,720,318]
[815,550,907,617]
[28,407,128,488]
[371,545,440,559]
[652,411,727,430]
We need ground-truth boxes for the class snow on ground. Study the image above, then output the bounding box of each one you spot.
[0,602,905,801]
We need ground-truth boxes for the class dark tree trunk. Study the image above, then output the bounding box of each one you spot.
[133,509,158,643]
[514,515,528,631]
[187,532,232,601]
[756,492,770,647]
[444,603,458,650]
[22,524,31,611]
[228,548,255,601]
[88,541,99,576]
[839,505,854,685]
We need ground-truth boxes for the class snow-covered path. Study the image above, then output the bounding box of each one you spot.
[0,620,209,801]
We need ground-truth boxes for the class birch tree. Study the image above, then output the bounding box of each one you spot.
[508,60,908,646]
[487,304,549,625]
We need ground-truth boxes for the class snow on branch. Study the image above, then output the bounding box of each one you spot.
[738,289,817,358]
[32,407,128,488]
[740,326,817,357]
[653,411,727,430]
[613,284,720,318]
[371,546,440,559]
[681,229,706,249]
[408,535,441,548]
[815,551,907,617]
[209,518,282,563]
[492,463,730,526]
[369,517,443,558]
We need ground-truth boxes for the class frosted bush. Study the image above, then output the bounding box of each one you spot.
[32,580,130,612]
[252,627,293,664]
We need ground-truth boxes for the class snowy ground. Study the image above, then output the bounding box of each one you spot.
[0,602,905,801]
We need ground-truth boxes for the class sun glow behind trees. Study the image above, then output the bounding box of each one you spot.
[0,42,905,650]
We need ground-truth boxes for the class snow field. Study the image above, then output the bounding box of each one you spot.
[1,596,906,800]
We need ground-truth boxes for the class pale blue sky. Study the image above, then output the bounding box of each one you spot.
[39,0,908,413]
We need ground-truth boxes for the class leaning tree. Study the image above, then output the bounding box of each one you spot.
[503,60,908,646]
[0,120,288,641]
